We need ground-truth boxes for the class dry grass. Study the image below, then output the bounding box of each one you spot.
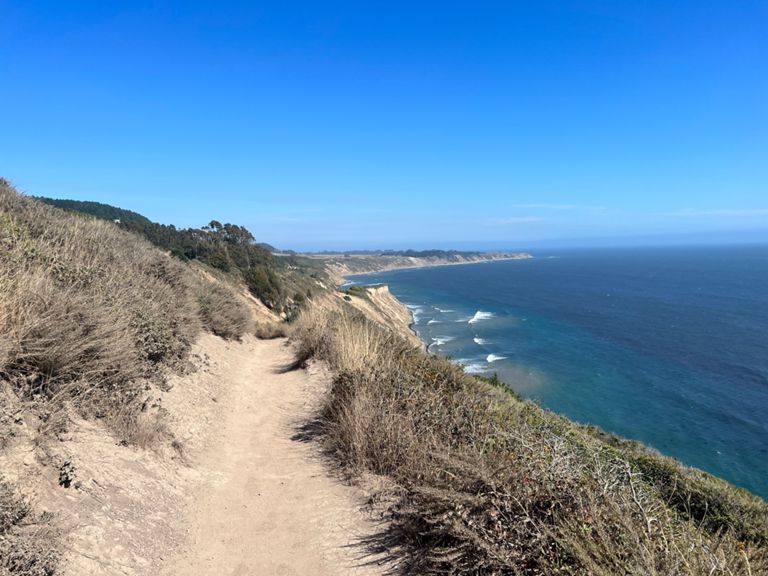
[253,321,289,340]
[291,306,768,575]
[0,180,202,441]
[0,477,58,575]
[196,281,252,340]
[0,180,254,573]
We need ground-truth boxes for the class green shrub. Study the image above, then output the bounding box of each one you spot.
[343,284,369,299]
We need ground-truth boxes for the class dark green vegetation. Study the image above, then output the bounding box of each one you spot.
[38,197,284,310]
[292,308,768,575]
[341,284,372,299]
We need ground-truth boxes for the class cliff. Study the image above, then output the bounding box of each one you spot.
[311,251,532,285]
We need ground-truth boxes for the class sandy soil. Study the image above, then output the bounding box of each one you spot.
[4,335,384,576]
[165,337,384,576]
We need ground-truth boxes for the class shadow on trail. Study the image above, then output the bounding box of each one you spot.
[290,416,416,576]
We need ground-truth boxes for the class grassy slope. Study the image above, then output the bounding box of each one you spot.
[36,197,286,312]
[0,181,253,574]
[38,196,326,320]
[291,307,768,575]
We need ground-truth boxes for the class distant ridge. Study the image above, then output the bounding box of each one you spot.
[36,197,154,228]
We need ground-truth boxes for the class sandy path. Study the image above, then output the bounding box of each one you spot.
[167,338,383,576]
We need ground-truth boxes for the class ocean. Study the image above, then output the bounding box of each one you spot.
[348,245,768,500]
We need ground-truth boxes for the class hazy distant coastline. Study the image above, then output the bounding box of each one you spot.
[302,251,532,285]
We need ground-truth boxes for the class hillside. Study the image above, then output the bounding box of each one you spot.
[3,183,767,575]
[291,307,768,574]
[0,181,259,574]
[36,197,286,311]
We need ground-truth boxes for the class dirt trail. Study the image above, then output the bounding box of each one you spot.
[167,338,383,576]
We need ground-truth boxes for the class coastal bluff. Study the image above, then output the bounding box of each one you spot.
[331,284,423,349]
[306,251,532,285]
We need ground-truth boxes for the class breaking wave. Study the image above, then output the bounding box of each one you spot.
[431,336,455,347]
[468,311,494,324]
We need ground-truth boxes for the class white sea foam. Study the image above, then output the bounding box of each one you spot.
[436,308,455,313]
[454,358,487,374]
[468,311,494,324]
[431,336,455,347]
[463,363,487,374]
[486,354,507,363]
[427,319,440,324]
[473,337,488,345]
[405,305,425,323]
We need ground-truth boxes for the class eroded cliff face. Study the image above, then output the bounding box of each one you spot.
[312,253,533,349]
[317,287,423,349]
[351,285,423,348]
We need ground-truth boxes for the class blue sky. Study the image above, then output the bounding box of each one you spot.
[1,1,766,250]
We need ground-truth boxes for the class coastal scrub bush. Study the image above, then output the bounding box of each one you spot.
[0,179,269,439]
[0,180,259,573]
[0,180,259,439]
[253,322,288,340]
[0,180,208,437]
[290,306,768,575]
[196,281,252,340]
[0,477,59,575]
[341,284,370,300]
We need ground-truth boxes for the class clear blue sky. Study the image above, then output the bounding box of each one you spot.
[2,1,766,250]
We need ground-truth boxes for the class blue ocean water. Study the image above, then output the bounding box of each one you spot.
[349,246,768,499]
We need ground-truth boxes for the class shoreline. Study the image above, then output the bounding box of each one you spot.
[404,307,426,352]
[339,256,533,352]
[325,253,532,286]
[338,256,533,354]
[343,260,768,502]
[344,255,532,283]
